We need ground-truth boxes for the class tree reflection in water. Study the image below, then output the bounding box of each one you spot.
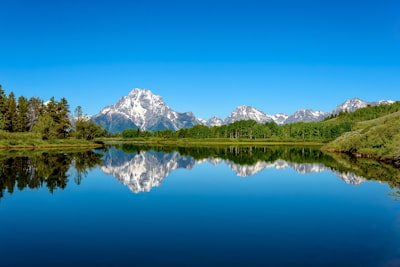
[0,150,103,198]
[1,145,399,198]
[104,144,400,194]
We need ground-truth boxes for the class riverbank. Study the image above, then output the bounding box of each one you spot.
[0,131,104,150]
[322,147,400,168]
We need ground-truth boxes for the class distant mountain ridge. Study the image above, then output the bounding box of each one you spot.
[91,88,394,132]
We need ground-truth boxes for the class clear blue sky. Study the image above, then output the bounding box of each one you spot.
[1,0,399,119]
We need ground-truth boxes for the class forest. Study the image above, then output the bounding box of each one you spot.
[0,85,107,142]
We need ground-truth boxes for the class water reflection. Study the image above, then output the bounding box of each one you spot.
[101,145,399,194]
[101,148,195,193]
[0,150,103,198]
[0,145,399,198]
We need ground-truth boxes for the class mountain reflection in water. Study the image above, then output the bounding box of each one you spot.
[0,145,399,198]
[100,145,388,194]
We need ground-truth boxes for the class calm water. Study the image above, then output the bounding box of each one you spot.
[0,146,399,267]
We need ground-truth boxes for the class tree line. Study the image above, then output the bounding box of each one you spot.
[0,85,108,140]
[122,120,353,141]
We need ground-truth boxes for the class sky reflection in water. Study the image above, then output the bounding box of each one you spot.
[0,146,399,267]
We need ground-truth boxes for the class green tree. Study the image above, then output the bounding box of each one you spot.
[15,96,29,132]
[3,92,17,132]
[75,120,107,140]
[33,114,56,140]
[0,85,7,129]
[54,97,71,138]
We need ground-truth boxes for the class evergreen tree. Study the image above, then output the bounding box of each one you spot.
[0,85,7,129]
[54,97,71,138]
[3,92,17,132]
[15,96,29,132]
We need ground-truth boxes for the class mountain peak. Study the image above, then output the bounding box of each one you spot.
[284,109,329,124]
[92,88,198,132]
[333,98,368,114]
[128,88,156,97]
[225,105,272,125]
[205,116,224,127]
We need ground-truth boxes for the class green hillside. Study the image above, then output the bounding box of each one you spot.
[323,108,400,159]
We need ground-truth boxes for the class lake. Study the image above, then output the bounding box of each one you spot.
[0,145,399,267]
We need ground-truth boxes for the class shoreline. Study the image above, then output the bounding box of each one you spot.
[322,147,400,168]
[0,143,104,150]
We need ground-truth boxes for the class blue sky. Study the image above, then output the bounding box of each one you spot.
[1,0,399,119]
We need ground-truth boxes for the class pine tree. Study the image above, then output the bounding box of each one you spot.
[55,97,71,138]
[3,92,17,132]
[15,96,29,132]
[0,85,7,130]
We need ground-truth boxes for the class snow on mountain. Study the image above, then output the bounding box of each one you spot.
[91,88,199,132]
[332,97,395,115]
[222,97,393,125]
[270,113,289,125]
[91,89,395,132]
[284,109,330,124]
[376,100,395,105]
[332,98,369,114]
[224,105,274,125]
[205,116,224,127]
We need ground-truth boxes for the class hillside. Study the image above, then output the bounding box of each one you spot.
[323,107,400,160]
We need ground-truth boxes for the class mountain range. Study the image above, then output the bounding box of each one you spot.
[91,88,394,132]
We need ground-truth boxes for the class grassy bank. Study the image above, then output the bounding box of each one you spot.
[322,111,400,160]
[0,131,104,149]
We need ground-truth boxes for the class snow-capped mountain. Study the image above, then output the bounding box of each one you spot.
[332,98,395,115]
[270,113,289,125]
[205,116,224,127]
[91,88,395,132]
[224,105,274,125]
[91,88,200,132]
[332,98,369,114]
[222,97,393,125]
[284,109,330,124]
[376,100,395,105]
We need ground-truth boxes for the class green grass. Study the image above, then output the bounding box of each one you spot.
[0,131,103,149]
[322,111,400,158]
